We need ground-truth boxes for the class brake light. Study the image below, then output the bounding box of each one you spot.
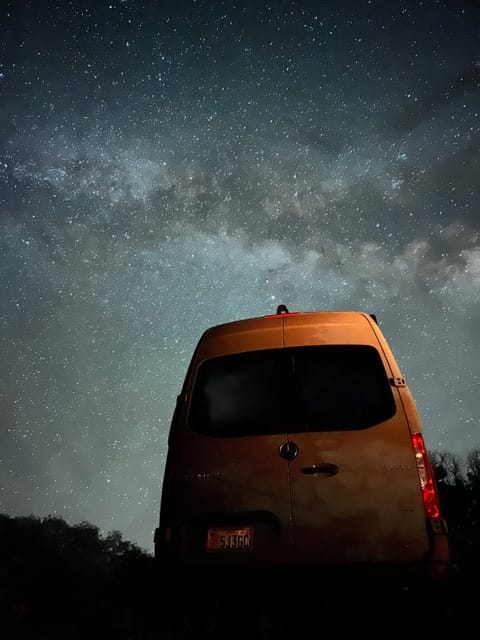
[411,433,440,518]
[264,312,302,318]
[264,304,302,318]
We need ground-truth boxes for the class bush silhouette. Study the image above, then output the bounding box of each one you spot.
[0,514,156,639]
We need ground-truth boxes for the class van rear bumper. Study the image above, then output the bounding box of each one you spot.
[155,521,452,590]
[158,558,453,599]
[158,561,455,632]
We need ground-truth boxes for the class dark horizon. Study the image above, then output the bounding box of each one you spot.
[2,444,480,637]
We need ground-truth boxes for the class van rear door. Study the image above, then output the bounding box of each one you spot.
[283,314,430,564]
[163,318,295,564]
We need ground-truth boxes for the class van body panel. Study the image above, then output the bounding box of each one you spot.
[165,430,293,564]
[282,311,379,347]
[287,425,428,563]
[193,317,284,364]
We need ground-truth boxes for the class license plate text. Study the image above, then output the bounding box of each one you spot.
[206,527,252,552]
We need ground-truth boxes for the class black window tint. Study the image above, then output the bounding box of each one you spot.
[293,346,396,430]
[188,346,396,437]
[188,351,289,437]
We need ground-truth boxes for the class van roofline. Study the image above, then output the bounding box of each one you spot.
[263,304,378,325]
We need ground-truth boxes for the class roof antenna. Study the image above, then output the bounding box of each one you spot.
[276,304,289,315]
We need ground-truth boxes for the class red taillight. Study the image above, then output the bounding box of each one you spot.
[411,433,440,518]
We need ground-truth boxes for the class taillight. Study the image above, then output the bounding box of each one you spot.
[264,304,301,318]
[412,433,440,518]
[264,312,301,318]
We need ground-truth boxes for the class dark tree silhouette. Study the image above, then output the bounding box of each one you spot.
[431,447,480,625]
[431,450,469,530]
[0,514,157,640]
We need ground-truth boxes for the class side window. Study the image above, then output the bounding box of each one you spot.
[188,345,396,437]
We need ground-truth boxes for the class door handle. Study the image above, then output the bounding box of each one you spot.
[301,463,339,476]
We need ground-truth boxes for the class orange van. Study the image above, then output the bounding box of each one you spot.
[155,305,451,630]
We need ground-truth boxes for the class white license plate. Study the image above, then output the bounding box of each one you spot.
[206,527,253,552]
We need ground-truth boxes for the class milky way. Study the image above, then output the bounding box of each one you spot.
[1,0,480,551]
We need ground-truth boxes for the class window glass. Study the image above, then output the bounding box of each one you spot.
[188,345,396,437]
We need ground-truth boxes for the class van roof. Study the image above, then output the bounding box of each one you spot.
[193,307,387,366]
[263,304,378,324]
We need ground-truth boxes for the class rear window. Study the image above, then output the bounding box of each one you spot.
[188,345,396,437]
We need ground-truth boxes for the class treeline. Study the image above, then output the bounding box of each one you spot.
[0,513,157,639]
[431,448,480,574]
[2,448,480,638]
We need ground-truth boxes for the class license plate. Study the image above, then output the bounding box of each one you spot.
[206,527,253,552]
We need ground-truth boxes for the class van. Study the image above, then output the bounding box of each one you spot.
[154,305,451,630]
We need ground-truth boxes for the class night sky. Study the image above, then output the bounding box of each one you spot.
[1,0,479,553]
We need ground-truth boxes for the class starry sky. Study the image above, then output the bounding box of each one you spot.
[1,0,479,553]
